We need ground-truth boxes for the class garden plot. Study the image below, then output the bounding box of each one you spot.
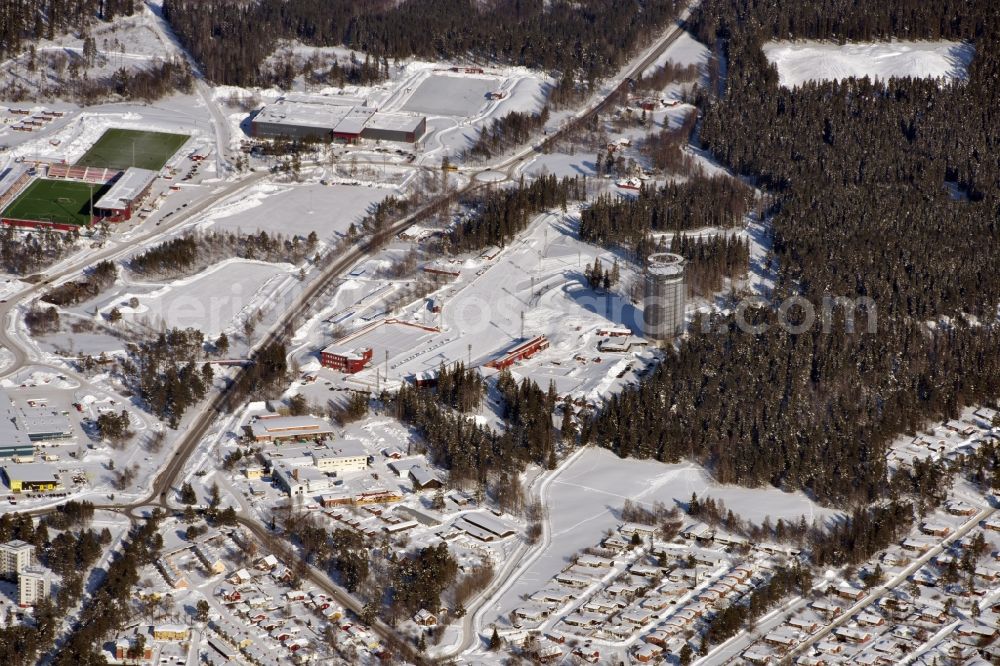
[763,40,975,87]
[402,74,496,116]
[105,260,291,338]
[201,182,395,239]
[490,446,842,621]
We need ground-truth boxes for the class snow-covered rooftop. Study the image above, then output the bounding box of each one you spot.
[94,167,157,211]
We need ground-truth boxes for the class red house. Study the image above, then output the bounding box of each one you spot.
[321,345,373,373]
[115,637,153,662]
[486,336,549,370]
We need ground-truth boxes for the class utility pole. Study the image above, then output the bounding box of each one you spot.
[384,349,389,380]
[520,311,524,340]
[467,343,471,367]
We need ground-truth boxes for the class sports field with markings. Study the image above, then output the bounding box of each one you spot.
[0,178,105,227]
[75,128,188,171]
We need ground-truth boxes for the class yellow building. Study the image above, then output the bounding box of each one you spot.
[153,624,190,641]
[242,465,265,480]
[2,464,59,493]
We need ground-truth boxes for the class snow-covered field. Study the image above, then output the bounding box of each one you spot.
[524,152,599,180]
[402,74,497,117]
[763,40,975,87]
[199,182,396,240]
[642,30,712,77]
[489,447,841,621]
[104,259,292,338]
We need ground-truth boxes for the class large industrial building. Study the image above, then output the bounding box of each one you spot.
[643,253,686,340]
[0,391,35,459]
[0,390,74,459]
[93,167,158,221]
[245,415,336,443]
[21,407,74,442]
[2,463,60,493]
[251,96,427,144]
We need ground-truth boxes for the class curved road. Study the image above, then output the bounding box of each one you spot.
[0,170,271,375]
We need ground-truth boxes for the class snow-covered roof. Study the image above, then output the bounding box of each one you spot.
[94,167,157,211]
[2,462,57,483]
[407,464,440,487]
[320,343,371,360]
[313,440,367,460]
[0,165,27,196]
[20,408,72,437]
[462,512,515,537]
[367,112,425,133]
[247,415,335,440]
[255,98,356,131]
[0,389,32,452]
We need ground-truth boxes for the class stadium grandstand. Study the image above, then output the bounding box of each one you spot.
[0,166,32,212]
[0,127,184,231]
[47,163,121,184]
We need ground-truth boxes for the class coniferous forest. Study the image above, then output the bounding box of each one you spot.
[0,0,136,59]
[161,0,683,87]
[579,176,754,257]
[585,0,1000,505]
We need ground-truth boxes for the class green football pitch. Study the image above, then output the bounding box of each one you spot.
[1,179,107,227]
[75,128,189,171]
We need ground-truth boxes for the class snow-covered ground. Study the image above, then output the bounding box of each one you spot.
[402,74,498,117]
[0,8,173,101]
[0,95,212,166]
[198,181,397,240]
[763,40,975,87]
[642,31,712,77]
[100,259,295,339]
[487,447,842,623]
[295,209,660,401]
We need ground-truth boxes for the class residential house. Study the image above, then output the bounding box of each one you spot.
[114,635,153,662]
[414,609,437,626]
[764,630,798,649]
[835,627,872,643]
[919,523,951,538]
[194,543,225,574]
[634,643,663,663]
[153,624,190,641]
[787,617,819,633]
[857,611,886,626]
